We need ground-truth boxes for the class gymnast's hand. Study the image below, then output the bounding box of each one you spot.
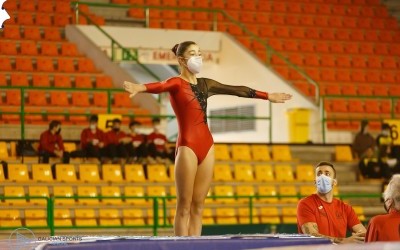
[123,81,146,98]
[268,93,292,103]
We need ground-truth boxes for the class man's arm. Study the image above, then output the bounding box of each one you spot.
[352,223,367,234]
[301,222,364,244]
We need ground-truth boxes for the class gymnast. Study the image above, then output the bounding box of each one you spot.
[123,41,292,236]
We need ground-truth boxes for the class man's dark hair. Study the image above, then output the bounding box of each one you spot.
[112,118,121,124]
[152,118,161,124]
[382,123,390,130]
[89,115,98,122]
[49,120,61,130]
[129,120,141,128]
[315,161,336,178]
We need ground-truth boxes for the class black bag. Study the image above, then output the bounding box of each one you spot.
[16,141,37,156]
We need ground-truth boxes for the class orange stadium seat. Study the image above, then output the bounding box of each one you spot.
[41,42,59,56]
[102,164,123,182]
[53,186,75,205]
[275,165,295,182]
[254,164,274,182]
[50,92,69,106]
[20,41,38,56]
[36,13,52,26]
[125,164,146,182]
[213,164,233,181]
[251,145,271,161]
[202,208,214,225]
[32,164,53,182]
[28,186,50,205]
[54,14,72,27]
[75,209,97,226]
[8,164,29,182]
[124,186,148,205]
[101,186,122,205]
[272,145,292,161]
[335,145,353,161]
[15,58,33,72]
[279,185,298,203]
[17,12,34,25]
[10,73,29,86]
[77,186,99,205]
[72,92,90,107]
[282,207,297,224]
[215,208,237,225]
[55,1,72,13]
[113,93,133,107]
[56,164,77,182]
[147,186,166,204]
[58,58,75,72]
[122,209,145,226]
[0,41,17,55]
[147,164,170,182]
[0,210,22,227]
[299,185,316,197]
[236,185,255,204]
[25,209,47,227]
[37,57,55,72]
[0,58,12,71]
[96,75,113,88]
[237,207,259,224]
[79,164,100,182]
[214,144,230,160]
[75,75,92,88]
[231,144,252,161]
[260,207,280,224]
[296,164,314,182]
[24,27,41,40]
[99,209,121,226]
[78,58,96,73]
[3,26,21,39]
[44,27,63,41]
[61,43,79,56]
[214,185,235,204]
[234,164,254,182]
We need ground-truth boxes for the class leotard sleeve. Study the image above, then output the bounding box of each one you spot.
[203,78,269,100]
[144,78,180,94]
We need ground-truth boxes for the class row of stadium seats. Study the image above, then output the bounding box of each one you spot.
[1,163,318,183]
[0,41,80,57]
[0,184,330,206]
[324,99,399,115]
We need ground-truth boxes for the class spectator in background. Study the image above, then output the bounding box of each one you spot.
[123,120,148,163]
[297,161,366,244]
[365,174,400,242]
[352,120,375,159]
[147,118,174,163]
[104,118,128,163]
[39,120,70,163]
[80,115,105,160]
[376,123,393,159]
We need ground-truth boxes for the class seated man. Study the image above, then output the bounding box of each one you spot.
[352,120,375,159]
[297,161,366,244]
[120,120,148,163]
[104,118,128,163]
[38,120,69,163]
[366,174,400,242]
[147,118,174,163]
[80,115,105,160]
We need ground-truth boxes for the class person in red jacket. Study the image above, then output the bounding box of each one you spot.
[104,118,128,163]
[39,120,69,163]
[147,117,174,163]
[80,115,105,160]
[365,174,400,242]
[297,161,366,244]
[122,120,148,163]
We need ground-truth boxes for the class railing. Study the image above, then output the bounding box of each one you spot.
[71,1,320,102]
[0,193,382,236]
[320,95,399,143]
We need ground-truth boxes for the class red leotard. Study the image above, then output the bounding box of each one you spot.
[145,77,268,164]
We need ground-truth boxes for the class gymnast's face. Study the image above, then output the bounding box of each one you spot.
[178,44,202,66]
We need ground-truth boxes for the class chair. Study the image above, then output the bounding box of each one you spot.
[54,15,71,27]
[102,164,123,182]
[54,209,72,226]
[4,186,26,205]
[61,43,79,56]
[71,92,90,107]
[335,146,353,161]
[8,164,29,182]
[299,185,316,197]
[96,75,113,88]
[124,186,148,205]
[28,186,49,205]
[99,209,121,226]
[251,145,270,161]
[0,58,12,71]
[24,27,41,40]
[215,208,237,224]
[53,186,75,205]
[78,58,96,73]
[231,144,252,161]
[147,186,166,206]
[25,209,47,227]
[236,185,255,203]
[36,58,55,72]
[75,76,92,88]
[3,26,21,39]
[93,92,108,107]
[101,186,122,205]
[279,185,298,203]
[44,27,62,41]
[79,164,100,182]
[56,164,77,182]
[50,92,69,106]
[5,90,21,106]
[113,93,133,108]
[36,12,52,26]
[341,85,357,95]
[57,58,75,72]
[213,164,233,181]
[296,164,314,182]
[122,209,145,226]
[125,164,146,182]
[32,74,50,87]
[237,207,259,224]
[275,165,295,182]
[41,42,59,56]
[271,145,292,161]
[282,207,297,223]
[32,164,53,182]
[352,206,366,221]
[365,100,381,114]
[16,58,33,72]
[54,75,71,88]
[0,41,18,55]
[75,209,97,226]
[17,12,34,25]
[213,185,234,204]
[77,186,99,205]
[254,165,274,182]
[234,164,254,182]
[147,164,170,182]
[214,144,230,160]
[0,210,22,227]
[10,73,29,87]
[259,207,280,224]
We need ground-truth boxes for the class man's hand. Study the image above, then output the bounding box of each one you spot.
[123,81,146,98]
[268,93,292,103]
[54,150,63,158]
[98,142,104,148]
[340,231,365,244]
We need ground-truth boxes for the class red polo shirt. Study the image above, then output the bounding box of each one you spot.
[39,130,64,153]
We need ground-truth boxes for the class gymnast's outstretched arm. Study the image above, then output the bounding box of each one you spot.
[204,78,292,103]
[123,79,179,98]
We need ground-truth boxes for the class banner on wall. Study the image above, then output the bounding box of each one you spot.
[137,49,219,65]
[383,119,400,145]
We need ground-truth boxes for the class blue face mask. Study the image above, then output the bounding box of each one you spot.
[316,174,333,194]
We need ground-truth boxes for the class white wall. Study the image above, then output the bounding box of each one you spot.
[74,25,335,143]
